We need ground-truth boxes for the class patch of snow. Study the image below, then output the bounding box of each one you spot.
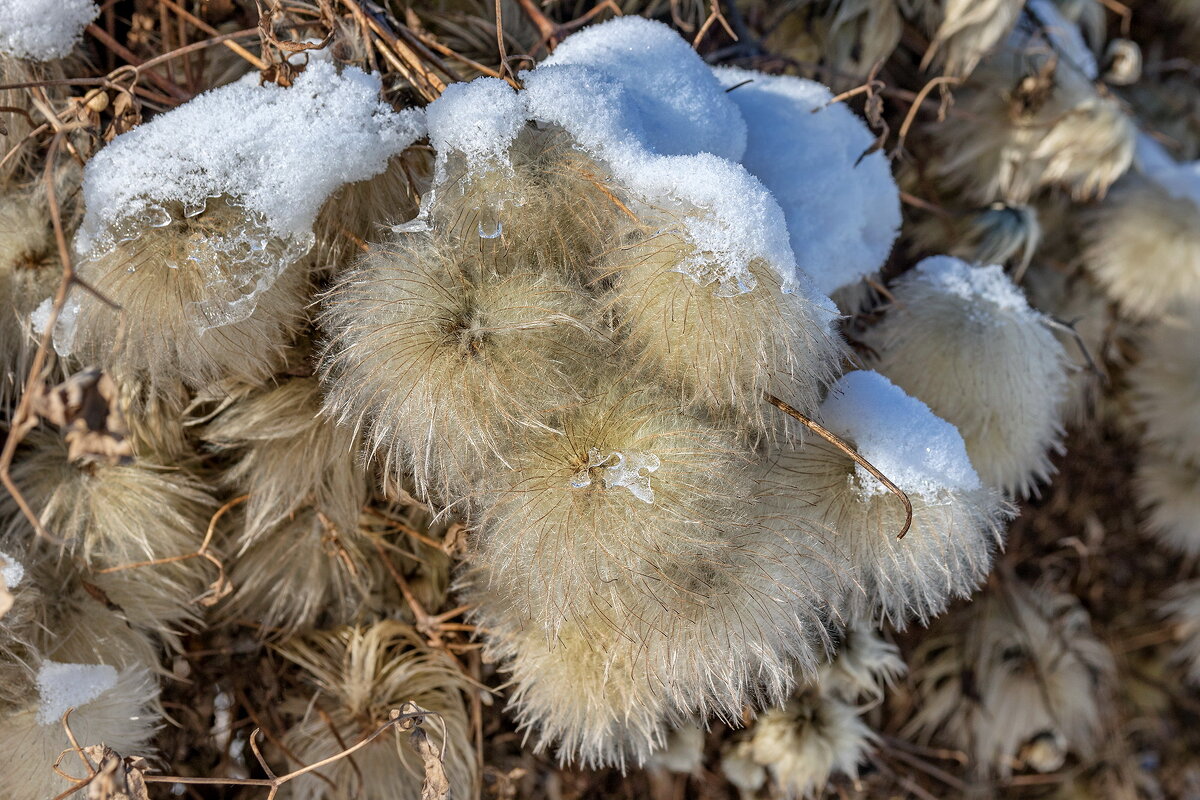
[0,0,98,61]
[540,16,746,161]
[715,68,900,296]
[911,255,1030,313]
[29,297,53,336]
[80,61,424,252]
[36,661,119,724]
[0,549,23,588]
[820,370,982,498]
[68,61,424,343]
[1020,0,1099,80]
[426,78,525,168]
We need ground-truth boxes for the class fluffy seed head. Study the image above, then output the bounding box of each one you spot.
[820,626,907,702]
[603,224,843,431]
[763,437,1006,629]
[477,605,675,769]
[310,152,424,274]
[204,376,367,545]
[863,256,1069,497]
[648,726,706,774]
[921,0,1024,77]
[1,664,159,800]
[749,691,877,799]
[904,581,1115,778]
[221,507,382,637]
[1082,175,1200,320]
[2,429,219,645]
[59,196,307,392]
[469,381,756,636]
[319,231,605,502]
[1021,262,1117,426]
[928,41,1133,204]
[1134,447,1200,556]
[1129,314,1200,465]
[470,526,836,765]
[0,184,68,410]
[429,124,634,275]
[275,621,477,800]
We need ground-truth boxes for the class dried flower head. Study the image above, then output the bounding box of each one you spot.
[59,195,308,392]
[1081,174,1200,319]
[603,224,842,431]
[319,230,605,501]
[905,581,1115,777]
[276,621,477,800]
[864,256,1069,497]
[748,690,877,799]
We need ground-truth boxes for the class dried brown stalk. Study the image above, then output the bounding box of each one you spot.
[765,393,913,538]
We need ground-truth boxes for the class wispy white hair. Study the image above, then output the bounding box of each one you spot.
[1081,175,1200,320]
[1,665,159,800]
[275,621,477,800]
[904,580,1115,777]
[749,691,877,799]
[863,256,1070,497]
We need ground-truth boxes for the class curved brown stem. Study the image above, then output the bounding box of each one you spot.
[765,393,913,539]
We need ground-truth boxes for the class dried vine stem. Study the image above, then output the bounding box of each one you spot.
[52,703,449,800]
[765,393,913,539]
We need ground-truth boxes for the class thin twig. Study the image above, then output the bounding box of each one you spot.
[765,393,913,539]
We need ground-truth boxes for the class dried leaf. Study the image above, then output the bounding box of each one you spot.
[408,725,449,800]
[27,368,133,465]
[81,746,149,800]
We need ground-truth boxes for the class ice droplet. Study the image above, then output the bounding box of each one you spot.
[570,447,662,503]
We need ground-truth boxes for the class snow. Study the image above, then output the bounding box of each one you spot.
[1131,136,1200,211]
[0,549,23,588]
[0,0,98,61]
[540,16,746,162]
[1020,0,1099,80]
[426,78,525,168]
[911,255,1030,313]
[715,68,901,296]
[427,25,821,301]
[820,370,982,498]
[29,297,52,337]
[80,61,424,253]
[36,661,119,724]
